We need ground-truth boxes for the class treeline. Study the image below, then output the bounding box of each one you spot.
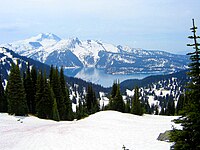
[0,62,185,121]
[0,62,72,121]
[105,80,186,117]
[0,62,101,121]
[104,81,144,116]
[120,69,189,93]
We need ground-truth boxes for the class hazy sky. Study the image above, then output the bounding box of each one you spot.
[0,0,200,54]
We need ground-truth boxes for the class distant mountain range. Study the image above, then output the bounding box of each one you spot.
[1,33,189,75]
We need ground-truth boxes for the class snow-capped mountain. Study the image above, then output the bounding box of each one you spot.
[1,33,189,74]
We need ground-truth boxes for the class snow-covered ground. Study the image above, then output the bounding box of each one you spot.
[0,111,178,150]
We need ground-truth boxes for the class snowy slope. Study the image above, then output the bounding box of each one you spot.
[0,111,179,150]
[1,33,189,74]
[0,47,50,83]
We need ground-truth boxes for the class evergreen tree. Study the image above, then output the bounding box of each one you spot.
[111,81,118,98]
[6,62,28,116]
[76,99,88,120]
[30,66,37,114]
[125,99,131,113]
[0,75,7,112]
[113,83,125,112]
[86,85,99,114]
[109,81,125,112]
[76,100,82,120]
[36,71,54,119]
[165,96,175,116]
[52,96,60,121]
[154,104,159,115]
[108,81,117,110]
[24,63,35,114]
[49,65,54,85]
[143,98,151,114]
[60,67,73,120]
[50,67,66,120]
[35,71,44,117]
[176,94,185,115]
[131,86,143,116]
[171,19,200,149]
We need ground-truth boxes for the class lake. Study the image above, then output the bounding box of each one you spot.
[64,68,160,87]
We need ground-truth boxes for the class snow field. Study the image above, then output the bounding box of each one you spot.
[0,111,178,150]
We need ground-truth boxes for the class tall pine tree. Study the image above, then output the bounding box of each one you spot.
[24,63,35,114]
[86,85,99,114]
[108,81,124,112]
[30,66,37,114]
[0,75,7,112]
[6,62,28,116]
[52,96,60,121]
[35,70,44,117]
[131,86,143,116]
[176,94,186,115]
[60,67,73,120]
[171,19,200,149]
[50,67,66,120]
[38,72,54,119]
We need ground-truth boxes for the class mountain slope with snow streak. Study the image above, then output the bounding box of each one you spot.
[0,111,178,150]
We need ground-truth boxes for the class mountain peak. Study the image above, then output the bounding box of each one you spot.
[30,33,61,42]
[69,37,81,46]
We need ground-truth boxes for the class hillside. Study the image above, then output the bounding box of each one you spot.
[0,47,50,82]
[0,111,179,150]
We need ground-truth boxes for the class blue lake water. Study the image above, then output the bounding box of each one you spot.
[64,68,160,87]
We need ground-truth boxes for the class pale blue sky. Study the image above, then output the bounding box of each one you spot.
[0,0,200,54]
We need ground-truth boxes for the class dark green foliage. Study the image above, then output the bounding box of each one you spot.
[171,19,200,149]
[113,84,125,112]
[44,74,54,118]
[143,99,151,114]
[50,67,66,120]
[36,71,54,119]
[35,71,45,118]
[176,94,185,115]
[165,96,175,116]
[154,104,159,115]
[35,71,44,115]
[24,63,35,114]
[60,67,73,120]
[125,99,131,113]
[49,65,54,85]
[30,66,37,114]
[0,75,7,112]
[111,81,117,98]
[109,81,125,112]
[6,62,28,116]
[86,85,99,114]
[52,97,60,121]
[131,86,143,116]
[76,99,88,120]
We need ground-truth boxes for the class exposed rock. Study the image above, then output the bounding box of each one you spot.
[157,130,171,142]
